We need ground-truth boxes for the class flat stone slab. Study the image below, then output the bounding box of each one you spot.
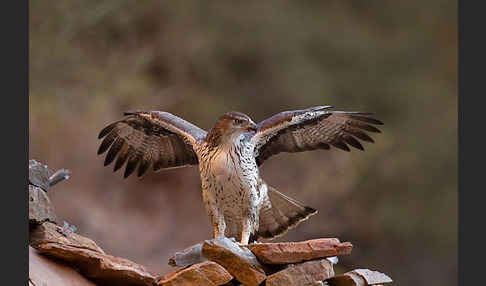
[248,238,353,264]
[202,238,267,286]
[30,222,156,286]
[30,222,104,254]
[325,269,392,285]
[265,258,334,286]
[158,261,233,286]
[34,242,157,286]
[30,246,96,286]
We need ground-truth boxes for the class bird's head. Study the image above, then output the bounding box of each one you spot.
[206,111,257,146]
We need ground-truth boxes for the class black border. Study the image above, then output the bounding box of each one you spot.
[2,0,29,283]
[459,1,483,285]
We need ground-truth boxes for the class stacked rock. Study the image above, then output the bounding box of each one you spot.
[160,237,390,286]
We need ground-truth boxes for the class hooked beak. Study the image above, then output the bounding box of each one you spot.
[246,121,257,132]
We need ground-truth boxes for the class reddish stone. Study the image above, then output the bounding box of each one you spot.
[202,238,267,286]
[29,246,96,286]
[248,238,352,264]
[265,258,334,286]
[30,222,104,254]
[159,261,233,286]
[33,242,157,286]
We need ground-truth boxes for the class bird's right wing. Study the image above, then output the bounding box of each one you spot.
[251,106,383,166]
[97,111,207,178]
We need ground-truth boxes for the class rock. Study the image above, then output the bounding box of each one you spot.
[220,279,243,286]
[31,232,156,286]
[248,238,352,264]
[29,185,57,226]
[326,256,339,265]
[325,269,392,286]
[351,269,392,285]
[169,242,208,267]
[159,261,233,286]
[30,221,104,254]
[29,159,70,227]
[202,238,267,286]
[265,259,334,286]
[48,169,71,187]
[29,159,54,191]
[29,159,70,191]
[30,246,96,286]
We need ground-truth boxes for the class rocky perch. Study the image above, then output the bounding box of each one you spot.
[29,160,392,286]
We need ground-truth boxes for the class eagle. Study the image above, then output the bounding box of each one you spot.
[97,106,383,244]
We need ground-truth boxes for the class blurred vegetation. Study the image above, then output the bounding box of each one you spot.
[30,1,457,285]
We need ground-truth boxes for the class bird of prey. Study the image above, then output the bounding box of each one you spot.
[97,106,383,244]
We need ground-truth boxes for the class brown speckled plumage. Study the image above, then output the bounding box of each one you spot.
[97,106,383,244]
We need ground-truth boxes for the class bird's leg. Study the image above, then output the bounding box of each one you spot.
[213,214,226,239]
[240,217,251,245]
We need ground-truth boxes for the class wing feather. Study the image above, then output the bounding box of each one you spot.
[124,154,140,178]
[97,130,117,155]
[104,137,124,166]
[252,106,383,165]
[114,145,130,172]
[97,111,207,178]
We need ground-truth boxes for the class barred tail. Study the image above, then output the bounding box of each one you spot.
[251,186,317,242]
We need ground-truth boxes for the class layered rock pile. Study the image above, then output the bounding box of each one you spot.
[161,237,391,286]
[30,222,391,286]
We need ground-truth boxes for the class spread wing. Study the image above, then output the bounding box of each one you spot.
[97,111,207,178]
[252,106,383,166]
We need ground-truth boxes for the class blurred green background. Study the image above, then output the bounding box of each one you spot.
[29,1,457,285]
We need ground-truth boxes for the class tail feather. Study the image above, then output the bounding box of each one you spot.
[251,186,317,242]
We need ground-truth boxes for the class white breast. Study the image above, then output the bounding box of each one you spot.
[210,150,237,178]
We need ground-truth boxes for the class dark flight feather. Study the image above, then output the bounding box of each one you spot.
[343,135,364,150]
[124,155,139,178]
[253,106,383,165]
[97,111,207,178]
[114,145,130,172]
[98,130,117,155]
[98,122,118,139]
[331,140,351,152]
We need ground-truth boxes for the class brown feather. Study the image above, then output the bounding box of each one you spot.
[349,114,384,125]
[343,135,364,150]
[97,111,206,178]
[98,122,118,139]
[346,129,374,143]
[251,186,317,241]
[124,154,140,178]
[114,145,130,172]
[98,130,117,155]
[331,140,350,151]
[348,120,381,133]
[137,157,151,177]
[104,137,124,166]
[254,107,383,165]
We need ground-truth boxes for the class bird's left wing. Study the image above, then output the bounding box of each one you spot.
[251,106,383,166]
[97,111,207,178]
